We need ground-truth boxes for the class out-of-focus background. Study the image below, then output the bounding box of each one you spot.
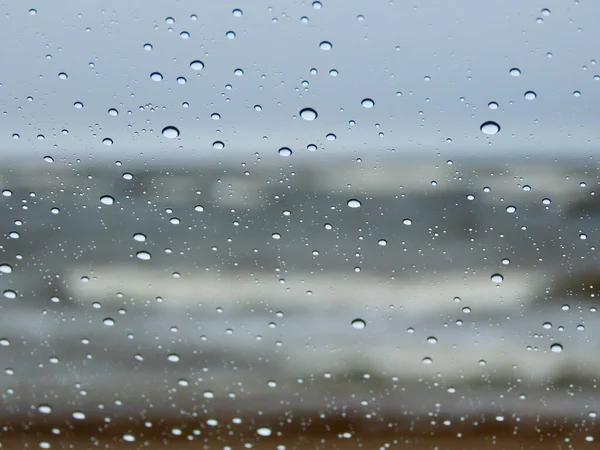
[1,0,600,448]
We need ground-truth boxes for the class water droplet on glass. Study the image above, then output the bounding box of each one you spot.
[347,199,362,208]
[58,72,68,80]
[3,290,17,299]
[377,239,387,246]
[133,233,147,242]
[0,264,13,274]
[233,8,243,17]
[136,251,152,261]
[203,390,214,399]
[29,8,37,15]
[162,126,180,138]
[501,258,510,265]
[299,108,318,120]
[271,233,281,240]
[278,147,292,157]
[491,273,504,283]
[180,31,189,39]
[213,141,225,150]
[510,68,521,76]
[480,121,500,135]
[150,72,163,82]
[319,41,332,50]
[326,133,336,140]
[524,91,537,100]
[427,336,438,344]
[38,404,52,414]
[72,411,86,420]
[506,205,517,213]
[422,357,433,365]
[102,138,113,146]
[550,343,563,353]
[488,101,499,109]
[167,354,180,362]
[580,233,588,240]
[190,60,204,71]
[541,8,551,16]
[226,31,236,39]
[361,98,375,108]
[100,195,114,205]
[257,426,272,437]
[103,318,115,327]
[123,434,135,442]
[573,90,581,97]
[143,43,153,51]
[177,76,187,84]
[351,318,366,329]
[108,108,119,116]
[74,102,83,109]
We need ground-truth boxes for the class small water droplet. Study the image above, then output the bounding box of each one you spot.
[233,8,243,17]
[299,108,318,120]
[351,318,366,329]
[143,43,153,51]
[541,8,551,16]
[347,199,362,208]
[102,138,113,146]
[506,205,517,213]
[427,336,438,344]
[162,126,180,138]
[403,218,412,225]
[271,233,281,240]
[38,404,52,414]
[226,30,236,39]
[167,354,180,362]
[501,258,510,265]
[123,434,135,442]
[133,233,146,242]
[74,101,84,109]
[103,318,115,327]
[326,133,336,140]
[72,411,86,420]
[377,239,387,246]
[580,233,588,240]
[203,390,214,399]
[480,121,501,135]
[58,72,68,80]
[150,72,163,82]
[488,101,499,109]
[278,147,292,156]
[212,141,225,150]
[108,108,119,116]
[422,357,433,365]
[573,90,581,97]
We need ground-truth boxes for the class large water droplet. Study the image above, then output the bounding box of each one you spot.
[136,251,152,261]
[319,41,332,50]
[491,273,504,283]
[102,138,113,146]
[133,233,147,242]
[0,264,13,274]
[100,195,114,205]
[550,343,563,353]
[509,68,521,76]
[480,121,500,135]
[361,98,375,108]
[190,60,204,71]
[150,72,163,82]
[351,318,366,329]
[38,404,53,414]
[347,199,362,208]
[162,126,180,138]
[257,426,272,437]
[212,141,225,150]
[300,108,318,120]
[72,411,86,420]
[524,91,537,100]
[278,147,292,157]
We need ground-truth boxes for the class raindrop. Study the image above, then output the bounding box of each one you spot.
[211,113,221,120]
[319,41,332,50]
[501,258,510,265]
[573,90,581,97]
[190,60,204,71]
[488,101,499,109]
[361,98,375,108]
[233,9,243,17]
[542,198,552,205]
[3,290,17,299]
[72,411,86,420]
[347,199,362,208]
[177,77,187,84]
[136,251,152,261]
[29,8,37,15]
[580,233,588,240]
[58,72,68,80]
[506,205,517,213]
[480,121,500,135]
[307,144,317,151]
[180,31,189,39]
[194,205,205,212]
[524,91,537,100]
[100,195,114,205]
[278,147,292,157]
[102,138,113,146]
[403,218,413,225]
[108,108,119,116]
[226,31,236,39]
[422,357,433,365]
[377,239,387,246]
[123,434,135,442]
[300,108,318,120]
[38,405,53,414]
[212,141,225,150]
[550,343,563,353]
[491,273,504,283]
[143,43,153,51]
[74,102,83,109]
[162,126,180,138]
[0,264,13,274]
[509,68,521,76]
[271,233,281,240]
[326,133,336,140]
[167,354,180,362]
[541,8,551,16]
[133,233,147,242]
[257,426,272,437]
[150,72,163,82]
[103,318,115,327]
[351,318,366,329]
[203,390,214,399]
[427,336,438,344]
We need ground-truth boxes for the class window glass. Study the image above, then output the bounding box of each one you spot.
[1,0,599,448]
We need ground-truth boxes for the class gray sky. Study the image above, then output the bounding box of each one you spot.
[1,0,599,165]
